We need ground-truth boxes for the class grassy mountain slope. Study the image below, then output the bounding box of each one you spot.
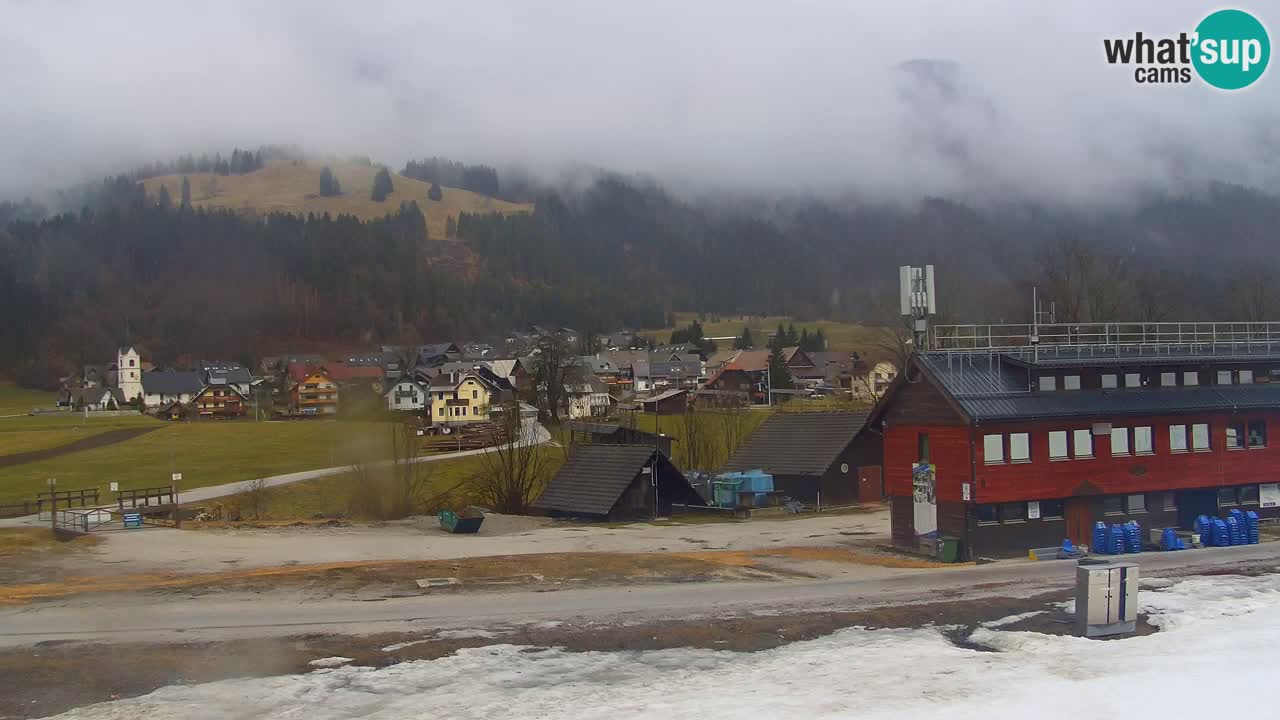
[140,162,532,239]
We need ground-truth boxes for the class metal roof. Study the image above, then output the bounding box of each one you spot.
[721,411,870,476]
[532,445,665,516]
[141,370,203,395]
[916,351,1280,421]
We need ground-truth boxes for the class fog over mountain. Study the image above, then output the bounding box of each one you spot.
[2,0,1276,204]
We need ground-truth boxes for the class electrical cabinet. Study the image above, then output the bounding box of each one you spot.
[1074,561,1138,637]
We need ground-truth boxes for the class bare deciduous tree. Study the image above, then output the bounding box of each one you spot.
[533,332,576,424]
[472,402,551,513]
[243,477,269,520]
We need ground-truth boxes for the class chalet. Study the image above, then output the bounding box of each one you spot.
[428,367,514,426]
[721,411,880,506]
[191,384,249,418]
[141,369,203,409]
[198,361,253,397]
[385,378,427,411]
[632,356,702,393]
[287,365,338,416]
[326,362,386,392]
[531,445,705,521]
[874,325,1280,560]
[703,349,770,405]
[563,370,612,419]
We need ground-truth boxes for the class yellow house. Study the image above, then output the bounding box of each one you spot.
[428,369,509,426]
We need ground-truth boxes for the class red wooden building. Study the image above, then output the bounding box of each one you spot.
[873,333,1280,559]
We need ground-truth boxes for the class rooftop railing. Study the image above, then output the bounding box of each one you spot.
[932,322,1280,357]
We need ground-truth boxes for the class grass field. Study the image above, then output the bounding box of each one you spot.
[0,412,161,457]
[235,447,566,521]
[0,383,56,416]
[629,409,773,471]
[0,419,396,505]
[141,162,533,240]
[646,312,891,352]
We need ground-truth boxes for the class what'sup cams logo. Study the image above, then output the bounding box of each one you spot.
[1104,8,1270,89]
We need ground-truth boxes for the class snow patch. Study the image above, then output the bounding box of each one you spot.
[980,610,1045,628]
[307,657,354,668]
[434,629,504,640]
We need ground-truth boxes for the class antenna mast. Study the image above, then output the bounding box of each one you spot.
[900,265,937,351]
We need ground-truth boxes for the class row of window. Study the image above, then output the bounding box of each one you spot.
[977,492,1179,524]
[983,420,1267,464]
[438,406,473,417]
[1039,369,1255,391]
[436,390,481,400]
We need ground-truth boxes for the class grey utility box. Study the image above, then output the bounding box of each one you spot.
[1074,561,1139,637]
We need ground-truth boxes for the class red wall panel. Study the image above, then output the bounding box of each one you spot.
[972,411,1280,503]
[883,425,972,502]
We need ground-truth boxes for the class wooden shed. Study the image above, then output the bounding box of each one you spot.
[531,445,705,521]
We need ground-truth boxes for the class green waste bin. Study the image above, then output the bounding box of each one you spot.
[937,536,961,563]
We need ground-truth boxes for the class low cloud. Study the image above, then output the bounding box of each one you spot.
[1,0,1276,204]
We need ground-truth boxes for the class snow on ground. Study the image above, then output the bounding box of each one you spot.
[48,574,1280,720]
[306,657,353,668]
[979,610,1044,628]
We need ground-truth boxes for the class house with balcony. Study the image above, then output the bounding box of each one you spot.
[428,366,514,427]
[287,364,339,416]
[191,383,249,418]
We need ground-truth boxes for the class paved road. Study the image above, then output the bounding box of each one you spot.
[0,420,550,526]
[2,540,1276,647]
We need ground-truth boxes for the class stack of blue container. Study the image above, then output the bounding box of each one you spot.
[1246,511,1261,544]
[1124,521,1143,553]
[1092,521,1108,554]
[1108,523,1127,554]
[1212,518,1230,547]
[1228,515,1244,546]
[1160,527,1186,551]
[1195,515,1213,542]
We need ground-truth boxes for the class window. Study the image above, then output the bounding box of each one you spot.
[1125,373,1141,388]
[1039,376,1057,391]
[1134,426,1153,454]
[1183,371,1199,386]
[975,504,998,524]
[1101,374,1118,389]
[438,407,445,417]
[999,503,1027,523]
[1049,431,1068,460]
[129,359,136,367]
[917,432,930,463]
[1103,496,1124,515]
[1240,485,1260,505]
[1248,420,1267,448]
[461,406,467,416]
[472,390,478,399]
[1158,493,1178,511]
[1064,375,1081,390]
[1111,427,1130,456]
[1010,433,1030,462]
[1217,370,1233,385]
[1169,424,1188,452]
[983,434,1005,464]
[1073,429,1093,458]
[452,392,458,400]
[1125,494,1146,513]
[1227,423,1243,449]
[1040,499,1065,518]
[1239,370,1254,384]
[1218,487,1239,507]
[438,392,445,400]
[1192,423,1210,451]
[1160,372,1177,387]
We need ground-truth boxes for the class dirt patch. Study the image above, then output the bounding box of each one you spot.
[675,546,956,569]
[0,549,793,604]
[0,426,160,469]
[0,589,1076,719]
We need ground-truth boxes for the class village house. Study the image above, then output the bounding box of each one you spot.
[428,367,514,426]
[191,383,249,418]
[562,369,612,419]
[384,377,427,412]
[632,355,703,393]
[141,368,203,409]
[287,364,339,416]
[874,327,1280,560]
[60,386,123,411]
[198,361,253,397]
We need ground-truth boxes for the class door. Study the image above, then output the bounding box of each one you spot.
[858,466,883,503]
[1064,497,1093,547]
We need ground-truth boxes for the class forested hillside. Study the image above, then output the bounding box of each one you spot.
[2,156,1279,387]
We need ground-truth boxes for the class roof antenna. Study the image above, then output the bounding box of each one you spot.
[899,265,936,352]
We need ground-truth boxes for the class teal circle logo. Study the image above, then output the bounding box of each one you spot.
[1192,9,1270,90]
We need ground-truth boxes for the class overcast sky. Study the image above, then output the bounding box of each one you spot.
[2,0,1276,204]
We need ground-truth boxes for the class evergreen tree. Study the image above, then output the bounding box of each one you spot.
[319,167,342,197]
[445,215,458,237]
[180,176,191,208]
[768,345,794,390]
[371,167,394,202]
[156,184,172,210]
[799,328,811,351]
[785,323,799,346]
[428,181,443,201]
[814,328,826,350]
[733,326,754,350]
[771,323,787,351]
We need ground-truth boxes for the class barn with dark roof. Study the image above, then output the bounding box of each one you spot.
[532,445,705,521]
[720,410,881,506]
